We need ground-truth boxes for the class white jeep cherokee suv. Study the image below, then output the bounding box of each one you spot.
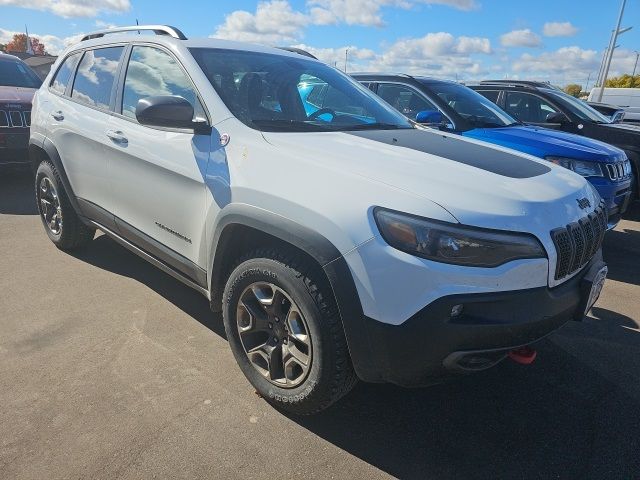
[30,26,608,414]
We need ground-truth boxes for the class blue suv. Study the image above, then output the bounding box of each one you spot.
[347,74,633,227]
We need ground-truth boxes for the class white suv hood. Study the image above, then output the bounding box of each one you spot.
[263,127,598,233]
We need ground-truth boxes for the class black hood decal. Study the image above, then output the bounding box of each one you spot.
[347,129,551,179]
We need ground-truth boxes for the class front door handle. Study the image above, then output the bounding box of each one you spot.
[106,130,128,144]
[51,111,64,121]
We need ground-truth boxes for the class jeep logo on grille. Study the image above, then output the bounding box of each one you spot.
[577,197,591,210]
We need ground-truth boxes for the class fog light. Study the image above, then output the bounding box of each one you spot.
[450,304,464,317]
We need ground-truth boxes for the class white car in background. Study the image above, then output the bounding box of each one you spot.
[589,87,640,123]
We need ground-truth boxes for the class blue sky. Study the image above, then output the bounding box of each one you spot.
[1,0,638,87]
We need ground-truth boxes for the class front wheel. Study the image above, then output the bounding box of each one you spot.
[222,250,357,415]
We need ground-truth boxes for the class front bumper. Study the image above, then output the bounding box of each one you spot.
[349,251,604,386]
[588,176,632,227]
[0,131,30,164]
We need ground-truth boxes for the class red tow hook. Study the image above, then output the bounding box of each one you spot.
[508,346,537,365]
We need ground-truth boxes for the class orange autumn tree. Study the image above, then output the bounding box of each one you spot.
[5,33,48,55]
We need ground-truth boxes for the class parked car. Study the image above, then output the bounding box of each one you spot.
[31,25,609,414]
[470,80,640,202]
[587,101,625,123]
[352,74,632,227]
[0,52,42,167]
[588,87,640,123]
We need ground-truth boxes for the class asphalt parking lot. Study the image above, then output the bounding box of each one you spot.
[1,169,639,480]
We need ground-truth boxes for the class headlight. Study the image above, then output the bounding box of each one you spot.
[545,156,603,177]
[374,208,546,267]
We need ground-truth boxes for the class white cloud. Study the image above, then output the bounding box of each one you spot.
[292,43,376,70]
[213,0,309,43]
[417,0,479,11]
[500,29,542,48]
[0,0,130,18]
[543,22,578,37]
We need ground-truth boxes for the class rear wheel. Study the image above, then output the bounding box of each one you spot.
[223,249,357,415]
[35,160,95,250]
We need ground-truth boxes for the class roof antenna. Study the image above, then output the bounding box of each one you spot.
[136,18,140,35]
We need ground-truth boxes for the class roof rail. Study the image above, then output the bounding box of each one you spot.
[81,25,187,42]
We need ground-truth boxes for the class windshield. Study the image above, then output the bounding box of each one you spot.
[0,59,42,88]
[189,48,412,132]
[423,81,518,129]
[542,88,611,124]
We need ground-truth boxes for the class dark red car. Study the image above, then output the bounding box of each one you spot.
[0,52,42,167]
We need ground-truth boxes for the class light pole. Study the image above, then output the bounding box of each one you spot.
[596,0,630,101]
[344,48,349,73]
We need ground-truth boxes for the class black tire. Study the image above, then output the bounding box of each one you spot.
[222,248,357,415]
[35,160,95,250]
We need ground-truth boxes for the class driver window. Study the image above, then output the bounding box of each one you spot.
[376,83,437,119]
[505,92,559,123]
[121,46,203,121]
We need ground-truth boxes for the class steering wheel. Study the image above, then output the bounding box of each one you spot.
[308,108,337,121]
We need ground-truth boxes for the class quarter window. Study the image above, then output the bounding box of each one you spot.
[71,47,124,109]
[376,83,438,120]
[121,46,201,120]
[50,52,81,95]
[505,92,560,123]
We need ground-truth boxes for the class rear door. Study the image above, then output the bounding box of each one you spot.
[46,46,125,219]
[106,44,211,279]
[503,91,564,129]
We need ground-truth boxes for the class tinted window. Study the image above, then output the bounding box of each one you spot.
[190,48,412,132]
[50,52,81,94]
[424,81,517,128]
[122,46,201,120]
[478,89,500,103]
[505,92,559,123]
[543,89,610,123]
[0,58,42,88]
[376,83,438,120]
[71,47,123,109]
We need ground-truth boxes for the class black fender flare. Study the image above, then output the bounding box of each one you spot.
[29,136,83,214]
[209,204,381,382]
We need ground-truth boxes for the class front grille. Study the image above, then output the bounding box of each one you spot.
[605,160,632,181]
[0,109,30,128]
[551,201,607,280]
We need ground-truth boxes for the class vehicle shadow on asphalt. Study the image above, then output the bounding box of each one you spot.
[0,168,38,215]
[602,204,640,287]
[290,326,640,479]
[70,234,227,340]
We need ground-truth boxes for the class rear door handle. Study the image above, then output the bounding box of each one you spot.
[51,111,64,121]
[106,130,128,144]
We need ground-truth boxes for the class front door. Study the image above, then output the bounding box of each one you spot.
[106,44,211,279]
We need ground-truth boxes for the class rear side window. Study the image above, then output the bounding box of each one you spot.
[478,90,500,103]
[121,46,201,120]
[71,47,124,110]
[50,52,81,95]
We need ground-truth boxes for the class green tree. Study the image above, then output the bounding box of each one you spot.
[0,43,6,52]
[605,74,640,88]
[564,84,583,97]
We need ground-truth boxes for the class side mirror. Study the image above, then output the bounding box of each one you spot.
[136,95,207,131]
[545,111,568,124]
[416,110,444,125]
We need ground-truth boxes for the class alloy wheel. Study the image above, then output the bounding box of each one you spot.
[39,177,62,235]
[236,282,312,388]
